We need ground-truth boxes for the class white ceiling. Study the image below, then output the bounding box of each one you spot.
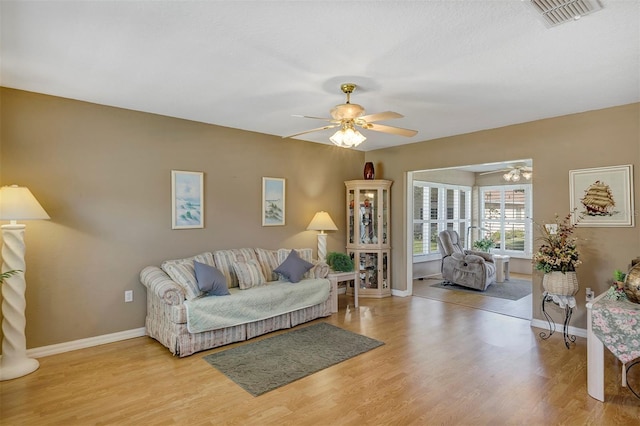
[1,1,638,151]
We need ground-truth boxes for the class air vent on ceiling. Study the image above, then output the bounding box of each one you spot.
[529,0,603,27]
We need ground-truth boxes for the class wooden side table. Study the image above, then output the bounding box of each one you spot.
[328,271,358,312]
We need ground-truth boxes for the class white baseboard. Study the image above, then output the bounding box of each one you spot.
[530,319,587,339]
[27,327,147,359]
[392,289,411,297]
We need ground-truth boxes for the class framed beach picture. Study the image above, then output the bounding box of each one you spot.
[262,177,285,226]
[569,165,634,227]
[171,170,204,229]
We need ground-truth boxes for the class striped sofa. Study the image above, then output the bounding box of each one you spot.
[140,248,333,357]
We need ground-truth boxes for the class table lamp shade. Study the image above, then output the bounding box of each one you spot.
[306,211,338,232]
[0,185,50,221]
[307,211,337,263]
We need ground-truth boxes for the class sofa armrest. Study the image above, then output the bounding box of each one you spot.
[311,261,330,278]
[140,266,186,306]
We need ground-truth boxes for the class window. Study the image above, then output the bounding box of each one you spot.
[413,182,471,257]
[479,185,532,256]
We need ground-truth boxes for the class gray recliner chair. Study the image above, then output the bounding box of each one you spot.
[436,230,496,291]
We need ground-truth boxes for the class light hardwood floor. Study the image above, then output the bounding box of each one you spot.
[1,294,638,425]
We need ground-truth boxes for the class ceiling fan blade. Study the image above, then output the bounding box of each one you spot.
[359,111,403,122]
[479,169,510,175]
[292,114,338,122]
[282,124,340,139]
[364,123,417,137]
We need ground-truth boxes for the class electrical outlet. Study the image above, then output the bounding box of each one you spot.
[585,287,594,302]
[124,290,133,303]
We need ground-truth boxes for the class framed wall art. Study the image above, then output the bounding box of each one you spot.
[262,177,285,226]
[171,170,204,229]
[569,165,634,227]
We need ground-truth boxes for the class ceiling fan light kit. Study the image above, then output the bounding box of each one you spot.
[330,124,367,148]
[284,83,417,148]
[503,168,532,182]
[480,164,533,181]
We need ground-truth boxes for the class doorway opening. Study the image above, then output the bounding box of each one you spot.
[405,160,533,320]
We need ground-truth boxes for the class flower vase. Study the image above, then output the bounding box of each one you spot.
[543,271,579,296]
[364,162,375,180]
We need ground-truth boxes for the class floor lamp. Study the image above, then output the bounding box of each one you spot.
[307,211,338,263]
[0,185,50,381]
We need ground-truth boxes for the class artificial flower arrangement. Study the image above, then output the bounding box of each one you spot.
[532,210,582,274]
[604,269,628,301]
[472,237,495,252]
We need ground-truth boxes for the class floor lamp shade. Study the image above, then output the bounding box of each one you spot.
[307,211,338,262]
[0,185,50,381]
[0,185,50,221]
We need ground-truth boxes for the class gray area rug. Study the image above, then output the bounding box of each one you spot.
[203,322,384,396]
[429,278,532,300]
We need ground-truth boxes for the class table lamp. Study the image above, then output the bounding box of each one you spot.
[307,211,338,263]
[0,185,50,381]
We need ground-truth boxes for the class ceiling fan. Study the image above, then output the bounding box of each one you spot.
[283,83,417,148]
[480,164,533,182]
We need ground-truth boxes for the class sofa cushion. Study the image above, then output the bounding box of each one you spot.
[255,248,279,281]
[161,252,215,300]
[233,259,267,289]
[213,248,258,288]
[274,250,314,283]
[194,261,230,296]
[277,248,314,280]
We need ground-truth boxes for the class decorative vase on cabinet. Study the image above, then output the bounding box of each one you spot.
[345,179,392,298]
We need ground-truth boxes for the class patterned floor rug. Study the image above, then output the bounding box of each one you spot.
[203,322,384,396]
[429,278,532,300]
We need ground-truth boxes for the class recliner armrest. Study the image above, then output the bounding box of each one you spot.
[451,252,465,262]
[464,254,488,264]
[464,250,494,263]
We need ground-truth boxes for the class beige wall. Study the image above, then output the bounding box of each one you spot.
[0,88,364,348]
[413,169,476,186]
[366,103,640,328]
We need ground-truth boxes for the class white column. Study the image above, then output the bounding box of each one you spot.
[316,232,328,263]
[1,224,39,381]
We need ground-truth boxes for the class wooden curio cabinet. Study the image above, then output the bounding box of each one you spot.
[345,179,392,298]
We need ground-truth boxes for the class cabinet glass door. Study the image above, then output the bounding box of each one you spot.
[382,188,388,244]
[382,251,388,290]
[351,251,379,289]
[359,188,378,245]
[348,189,355,244]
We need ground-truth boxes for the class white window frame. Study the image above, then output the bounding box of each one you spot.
[413,181,472,261]
[478,184,533,257]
